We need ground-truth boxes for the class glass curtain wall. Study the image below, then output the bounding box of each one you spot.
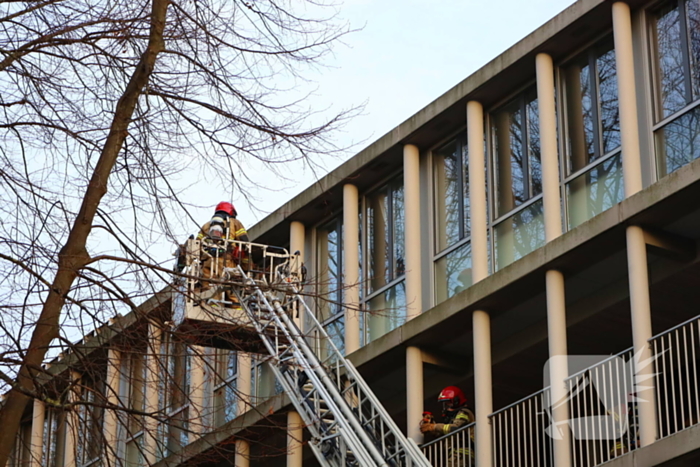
[364,175,405,343]
[563,39,623,229]
[433,134,473,304]
[652,0,700,176]
[491,88,545,270]
[315,217,345,357]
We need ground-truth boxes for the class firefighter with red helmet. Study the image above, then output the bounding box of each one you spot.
[197,202,249,298]
[421,386,475,437]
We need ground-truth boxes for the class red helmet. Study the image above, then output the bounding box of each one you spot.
[438,386,467,408]
[215,201,237,217]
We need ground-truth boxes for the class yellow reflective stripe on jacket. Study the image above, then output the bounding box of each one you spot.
[443,424,451,435]
[234,228,247,237]
[455,413,471,422]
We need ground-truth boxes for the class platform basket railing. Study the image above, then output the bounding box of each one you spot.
[651,314,700,440]
[420,422,475,467]
[489,387,553,467]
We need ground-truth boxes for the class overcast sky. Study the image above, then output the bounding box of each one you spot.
[191,0,577,228]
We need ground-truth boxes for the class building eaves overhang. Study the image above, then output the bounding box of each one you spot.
[248,0,648,244]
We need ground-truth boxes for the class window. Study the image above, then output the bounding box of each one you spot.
[315,217,345,357]
[363,176,405,343]
[563,39,623,229]
[76,377,105,467]
[159,335,189,457]
[213,350,237,427]
[433,134,474,303]
[120,353,145,467]
[652,0,700,176]
[491,88,545,270]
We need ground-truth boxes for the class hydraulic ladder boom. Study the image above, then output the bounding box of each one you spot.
[175,239,431,467]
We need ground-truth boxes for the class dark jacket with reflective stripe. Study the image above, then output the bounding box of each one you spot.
[430,407,475,437]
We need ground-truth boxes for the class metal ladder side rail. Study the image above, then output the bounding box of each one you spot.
[231,284,381,467]
[287,293,431,467]
[264,291,392,467]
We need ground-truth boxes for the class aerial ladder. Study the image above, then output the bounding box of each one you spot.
[173,236,431,467]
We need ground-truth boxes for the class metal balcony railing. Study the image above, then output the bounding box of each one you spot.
[421,422,475,467]
[490,388,554,467]
[565,348,636,467]
[651,314,700,439]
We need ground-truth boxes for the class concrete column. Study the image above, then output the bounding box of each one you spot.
[546,270,572,467]
[103,348,121,467]
[405,346,424,443]
[536,53,563,241]
[537,52,572,467]
[343,183,361,353]
[236,352,253,467]
[626,225,657,446]
[404,144,422,320]
[235,437,250,467]
[287,411,303,467]
[467,100,493,467]
[29,399,44,467]
[143,323,162,464]
[189,346,207,441]
[63,371,81,467]
[612,1,643,197]
[614,1,657,446]
[290,221,305,330]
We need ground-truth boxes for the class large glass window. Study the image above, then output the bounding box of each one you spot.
[491,89,545,269]
[433,135,473,303]
[563,39,623,229]
[363,176,405,343]
[652,0,700,176]
[213,350,237,427]
[315,217,346,359]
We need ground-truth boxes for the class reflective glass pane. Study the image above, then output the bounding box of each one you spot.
[494,199,545,270]
[566,59,597,172]
[656,105,700,176]
[493,100,526,215]
[687,0,700,99]
[435,242,472,305]
[567,153,624,229]
[527,96,542,197]
[597,48,621,154]
[392,180,405,279]
[462,143,471,236]
[367,281,406,343]
[317,219,342,320]
[322,315,345,360]
[434,141,462,251]
[655,3,688,117]
[367,189,390,293]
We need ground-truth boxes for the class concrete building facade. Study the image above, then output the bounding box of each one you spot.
[9,0,700,465]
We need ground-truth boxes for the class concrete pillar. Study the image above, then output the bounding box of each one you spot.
[537,52,572,467]
[612,1,643,198]
[467,100,493,467]
[103,348,121,467]
[236,352,253,467]
[404,144,422,320]
[63,371,80,467]
[188,346,207,441]
[235,437,250,467]
[406,346,424,443]
[143,323,162,464]
[536,53,563,241]
[546,270,572,467]
[287,411,303,467]
[290,221,305,330]
[343,183,361,353]
[613,1,657,446]
[29,399,44,467]
[626,225,657,446]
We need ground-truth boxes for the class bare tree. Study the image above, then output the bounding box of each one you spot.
[0,0,355,464]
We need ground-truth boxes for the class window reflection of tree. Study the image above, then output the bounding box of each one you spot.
[565,40,622,229]
[653,1,700,176]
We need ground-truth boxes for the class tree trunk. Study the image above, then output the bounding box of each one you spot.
[0,0,169,464]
